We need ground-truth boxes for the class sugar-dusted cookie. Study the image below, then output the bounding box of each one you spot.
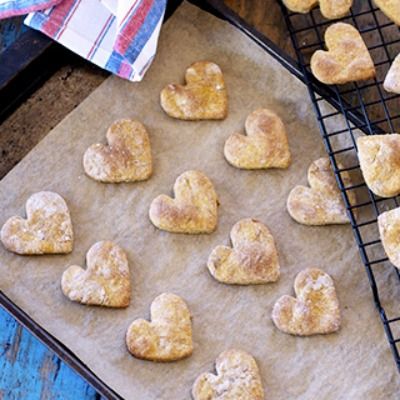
[272,268,341,336]
[224,108,291,170]
[1,191,73,255]
[160,61,228,120]
[83,119,152,183]
[61,241,131,308]
[192,349,264,400]
[311,23,376,84]
[287,157,354,225]
[149,170,218,234]
[378,207,400,269]
[207,218,280,285]
[126,293,193,362]
[374,0,400,26]
[357,134,400,198]
[384,53,400,94]
[282,0,352,19]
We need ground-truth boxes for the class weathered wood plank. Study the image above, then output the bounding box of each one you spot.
[0,307,97,399]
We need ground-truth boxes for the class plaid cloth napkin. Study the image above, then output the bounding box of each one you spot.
[1,0,167,81]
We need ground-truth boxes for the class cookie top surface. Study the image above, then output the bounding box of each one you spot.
[1,191,73,255]
[311,22,375,84]
[160,61,228,120]
[83,119,152,183]
[192,349,264,400]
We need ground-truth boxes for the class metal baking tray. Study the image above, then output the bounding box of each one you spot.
[1,0,398,397]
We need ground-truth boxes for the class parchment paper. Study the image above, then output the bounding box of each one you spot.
[1,2,399,398]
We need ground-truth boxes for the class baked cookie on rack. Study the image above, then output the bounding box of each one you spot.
[83,119,152,183]
[192,349,264,400]
[224,108,291,170]
[149,170,218,234]
[283,0,352,19]
[126,293,193,362]
[207,218,280,284]
[287,157,355,225]
[310,23,376,84]
[272,268,341,336]
[160,61,228,120]
[384,53,400,94]
[378,207,400,269]
[1,191,73,255]
[61,241,131,308]
[357,134,400,198]
[374,0,400,26]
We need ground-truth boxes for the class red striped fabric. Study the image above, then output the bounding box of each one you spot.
[115,0,154,54]
[40,0,76,37]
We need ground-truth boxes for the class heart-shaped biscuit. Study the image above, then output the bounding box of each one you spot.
[126,293,193,362]
[374,0,400,26]
[1,191,73,255]
[192,349,264,400]
[160,61,228,120]
[357,134,400,198]
[207,218,280,285]
[287,157,355,225]
[378,207,400,269]
[384,53,400,94]
[272,268,341,336]
[61,241,131,308]
[311,23,376,84]
[149,170,218,234]
[283,0,352,19]
[224,109,291,170]
[83,119,152,183]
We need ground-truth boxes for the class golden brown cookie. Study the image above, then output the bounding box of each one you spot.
[224,109,291,170]
[126,293,193,362]
[83,119,152,183]
[1,191,73,255]
[378,207,400,269]
[61,241,131,308]
[192,349,264,400]
[282,0,352,19]
[310,23,376,84]
[374,0,400,26]
[384,53,400,94]
[272,268,341,336]
[287,157,355,225]
[357,134,400,198]
[207,218,280,285]
[149,170,218,234]
[160,61,228,120]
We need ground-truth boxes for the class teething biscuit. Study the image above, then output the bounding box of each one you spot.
[149,170,218,234]
[83,119,152,183]
[126,293,193,362]
[272,268,341,336]
[192,349,264,400]
[224,109,291,170]
[283,0,352,19]
[1,191,73,255]
[61,241,131,308]
[374,0,400,26]
[378,207,400,269]
[311,23,376,84]
[357,134,400,198]
[384,53,400,94]
[287,157,355,225]
[160,61,228,120]
[207,218,280,284]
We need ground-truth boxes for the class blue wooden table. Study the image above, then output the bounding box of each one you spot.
[0,306,98,399]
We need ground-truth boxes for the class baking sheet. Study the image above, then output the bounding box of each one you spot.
[0,2,399,398]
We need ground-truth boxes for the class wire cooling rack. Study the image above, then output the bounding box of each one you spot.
[279,0,400,372]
